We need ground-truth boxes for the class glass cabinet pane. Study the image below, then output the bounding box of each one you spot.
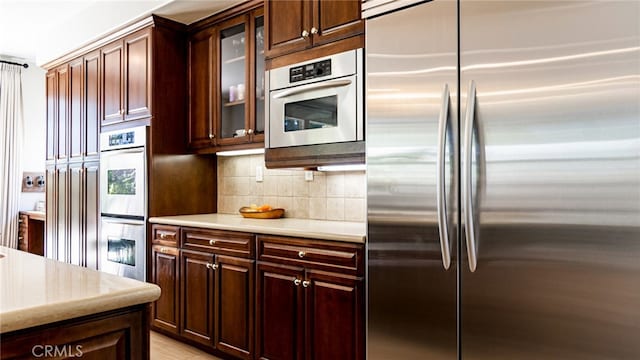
[220,23,246,140]
[255,16,265,135]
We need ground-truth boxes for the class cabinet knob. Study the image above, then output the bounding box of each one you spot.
[247,128,254,135]
[209,239,216,245]
[302,280,311,288]
[298,251,306,258]
[206,263,218,270]
[159,233,166,239]
[301,30,309,38]
[160,247,167,253]
[293,278,301,286]
[209,133,216,140]
[310,27,318,35]
[119,109,124,115]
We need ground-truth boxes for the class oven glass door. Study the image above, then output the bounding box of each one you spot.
[100,147,145,217]
[99,217,146,281]
[269,74,358,148]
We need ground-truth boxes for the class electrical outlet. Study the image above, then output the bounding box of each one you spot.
[256,166,264,182]
[304,171,314,181]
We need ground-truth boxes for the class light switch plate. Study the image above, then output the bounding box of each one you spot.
[304,171,314,181]
[256,166,264,182]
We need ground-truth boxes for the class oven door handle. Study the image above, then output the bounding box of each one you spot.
[272,79,352,99]
[101,217,145,226]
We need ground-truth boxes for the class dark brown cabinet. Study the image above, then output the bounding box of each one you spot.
[265,0,363,59]
[256,263,305,360]
[56,65,69,161]
[101,27,152,126]
[180,249,215,347]
[55,164,68,262]
[84,50,100,159]
[152,245,180,334]
[187,2,265,152]
[215,255,255,359]
[84,161,99,269]
[68,162,82,265]
[68,58,83,161]
[46,71,57,161]
[256,235,365,360]
[17,212,45,256]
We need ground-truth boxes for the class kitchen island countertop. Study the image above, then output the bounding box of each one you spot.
[149,213,366,243]
[0,246,160,333]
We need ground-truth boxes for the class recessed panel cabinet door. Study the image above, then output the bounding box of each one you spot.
[46,71,57,161]
[68,163,83,266]
[215,256,254,360]
[180,249,215,348]
[101,40,124,125]
[56,65,68,161]
[56,165,68,262]
[84,162,99,269]
[265,0,311,58]
[68,58,83,161]
[152,245,180,334]
[84,51,100,159]
[45,166,57,259]
[312,0,363,47]
[305,270,363,360]
[124,28,152,121]
[256,262,305,360]
[188,27,216,149]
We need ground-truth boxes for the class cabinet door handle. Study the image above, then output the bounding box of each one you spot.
[293,279,301,286]
[247,128,254,135]
[209,239,216,245]
[310,27,318,35]
[301,29,309,38]
[160,247,167,253]
[159,233,166,239]
[302,280,311,288]
[206,263,218,270]
[298,251,306,258]
[209,133,215,140]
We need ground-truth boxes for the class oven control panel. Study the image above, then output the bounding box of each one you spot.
[108,131,135,146]
[289,59,332,83]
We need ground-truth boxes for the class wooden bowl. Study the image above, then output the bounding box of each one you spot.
[239,207,285,219]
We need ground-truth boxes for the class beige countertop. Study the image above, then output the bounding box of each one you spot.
[149,213,366,243]
[0,246,160,333]
[20,210,45,221]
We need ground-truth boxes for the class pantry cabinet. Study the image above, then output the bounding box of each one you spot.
[265,0,364,59]
[187,1,265,152]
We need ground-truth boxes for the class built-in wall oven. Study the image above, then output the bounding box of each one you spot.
[99,126,147,281]
[266,48,363,148]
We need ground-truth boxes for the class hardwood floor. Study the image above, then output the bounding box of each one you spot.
[150,331,223,360]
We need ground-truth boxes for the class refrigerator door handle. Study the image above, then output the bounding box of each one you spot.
[464,80,479,272]
[436,83,452,270]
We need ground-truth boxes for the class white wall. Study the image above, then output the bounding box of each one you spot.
[18,61,46,211]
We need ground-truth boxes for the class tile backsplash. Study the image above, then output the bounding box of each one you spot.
[217,154,366,222]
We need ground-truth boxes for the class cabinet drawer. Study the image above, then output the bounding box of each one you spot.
[182,227,254,258]
[152,225,180,246]
[257,235,364,275]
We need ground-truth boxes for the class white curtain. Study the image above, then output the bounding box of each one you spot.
[0,63,24,248]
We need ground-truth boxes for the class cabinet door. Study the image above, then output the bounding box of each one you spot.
[256,262,305,360]
[68,163,83,266]
[305,271,364,360]
[56,65,69,161]
[124,28,152,121]
[101,40,124,125]
[265,0,312,58]
[251,10,266,143]
[68,58,83,161]
[56,165,68,262]
[216,16,251,146]
[46,70,57,161]
[311,0,363,47]
[180,249,215,348]
[45,166,57,259]
[188,27,216,149]
[84,51,100,159]
[84,162,99,269]
[152,245,180,334]
[215,256,255,360]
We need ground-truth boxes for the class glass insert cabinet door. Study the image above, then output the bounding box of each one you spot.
[215,10,265,146]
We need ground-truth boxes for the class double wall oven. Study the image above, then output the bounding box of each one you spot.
[99,126,147,281]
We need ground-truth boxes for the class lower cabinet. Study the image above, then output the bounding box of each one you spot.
[150,225,364,360]
[152,245,180,334]
[181,249,215,347]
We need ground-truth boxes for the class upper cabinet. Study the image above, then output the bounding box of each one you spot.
[101,28,152,126]
[265,0,364,59]
[188,2,265,152]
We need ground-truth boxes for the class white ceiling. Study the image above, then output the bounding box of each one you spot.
[0,0,243,66]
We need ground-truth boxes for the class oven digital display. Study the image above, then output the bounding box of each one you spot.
[107,237,136,266]
[107,169,136,195]
[289,59,332,83]
[109,131,135,146]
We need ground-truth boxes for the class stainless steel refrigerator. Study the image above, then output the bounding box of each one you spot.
[364,0,640,358]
